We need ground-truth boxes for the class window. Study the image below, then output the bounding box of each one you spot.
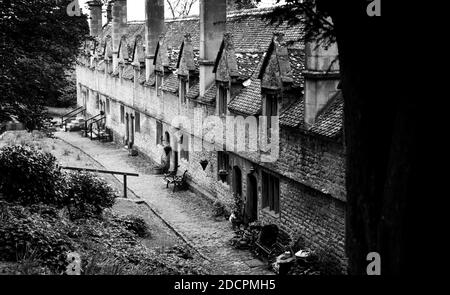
[217,151,230,183]
[180,134,189,161]
[120,105,125,124]
[156,120,163,145]
[265,94,278,139]
[135,112,140,133]
[95,94,100,109]
[262,171,280,214]
[156,74,163,97]
[218,84,228,116]
[106,99,110,114]
[180,78,188,104]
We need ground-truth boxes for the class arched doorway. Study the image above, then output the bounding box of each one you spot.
[246,174,258,224]
[233,166,243,218]
[233,166,242,197]
[125,113,129,145]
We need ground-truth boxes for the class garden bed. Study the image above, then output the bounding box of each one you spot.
[0,131,211,275]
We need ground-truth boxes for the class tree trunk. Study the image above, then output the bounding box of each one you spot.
[323,1,420,274]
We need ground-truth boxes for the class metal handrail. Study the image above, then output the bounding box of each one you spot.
[84,112,104,137]
[89,115,106,140]
[60,166,138,198]
[61,106,84,127]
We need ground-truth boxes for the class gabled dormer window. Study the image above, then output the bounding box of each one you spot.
[156,73,163,97]
[218,83,228,116]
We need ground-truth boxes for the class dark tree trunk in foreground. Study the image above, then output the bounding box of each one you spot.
[321,1,419,275]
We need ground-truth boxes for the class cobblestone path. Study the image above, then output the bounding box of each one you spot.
[56,131,273,275]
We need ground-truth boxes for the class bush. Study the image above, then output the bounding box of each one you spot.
[0,201,73,273]
[116,215,151,238]
[212,200,228,218]
[66,171,117,219]
[0,145,67,206]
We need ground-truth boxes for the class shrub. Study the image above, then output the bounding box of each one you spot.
[66,171,117,219]
[116,215,151,238]
[0,201,73,273]
[212,200,228,218]
[0,145,67,206]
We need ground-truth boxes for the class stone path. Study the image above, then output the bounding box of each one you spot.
[55,131,272,275]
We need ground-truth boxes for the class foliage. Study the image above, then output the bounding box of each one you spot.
[65,172,117,220]
[0,0,89,130]
[0,145,67,207]
[228,0,257,10]
[166,0,198,18]
[232,193,244,221]
[212,200,229,218]
[0,201,73,274]
[115,215,151,238]
[240,0,336,47]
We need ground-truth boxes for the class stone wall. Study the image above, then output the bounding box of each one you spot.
[76,64,347,272]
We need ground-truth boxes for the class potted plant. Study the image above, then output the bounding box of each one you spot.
[200,159,208,170]
[218,169,228,182]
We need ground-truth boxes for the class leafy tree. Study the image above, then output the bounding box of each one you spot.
[246,0,419,274]
[0,0,89,130]
[228,0,257,10]
[166,0,198,18]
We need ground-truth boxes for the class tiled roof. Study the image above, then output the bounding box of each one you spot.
[96,60,105,71]
[310,91,344,138]
[161,73,179,93]
[95,7,303,67]
[198,84,217,104]
[280,97,305,128]
[122,64,134,81]
[279,91,344,138]
[287,48,305,87]
[236,52,265,80]
[112,66,119,77]
[186,81,199,100]
[138,68,146,84]
[228,77,262,116]
[143,72,156,87]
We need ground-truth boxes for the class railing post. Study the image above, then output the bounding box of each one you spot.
[123,175,127,198]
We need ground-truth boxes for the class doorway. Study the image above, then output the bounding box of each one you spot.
[125,113,129,145]
[246,174,258,224]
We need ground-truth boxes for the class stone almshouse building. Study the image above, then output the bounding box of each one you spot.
[77,0,346,271]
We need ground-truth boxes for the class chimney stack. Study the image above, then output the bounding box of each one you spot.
[112,0,127,70]
[87,1,103,37]
[199,0,226,97]
[145,0,165,81]
[303,29,340,126]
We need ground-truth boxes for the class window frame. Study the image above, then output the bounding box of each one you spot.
[217,151,230,183]
[156,73,163,97]
[135,112,141,133]
[156,120,163,145]
[120,105,125,124]
[262,171,280,214]
[217,83,228,116]
[179,76,188,105]
[265,93,279,140]
[180,133,189,161]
